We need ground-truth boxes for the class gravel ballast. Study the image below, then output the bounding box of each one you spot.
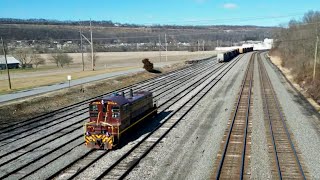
[249,54,273,179]
[125,53,251,180]
[262,53,320,179]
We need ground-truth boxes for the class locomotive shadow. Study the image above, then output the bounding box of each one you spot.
[117,110,173,149]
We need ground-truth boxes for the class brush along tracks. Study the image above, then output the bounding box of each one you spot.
[258,53,307,179]
[212,52,255,179]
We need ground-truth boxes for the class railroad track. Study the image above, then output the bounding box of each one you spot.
[0,58,214,131]
[0,57,229,179]
[48,56,242,180]
[58,55,244,180]
[257,53,307,179]
[0,59,217,147]
[212,52,255,179]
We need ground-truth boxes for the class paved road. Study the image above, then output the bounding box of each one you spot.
[0,67,146,103]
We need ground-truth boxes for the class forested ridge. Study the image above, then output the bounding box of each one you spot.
[0,18,273,43]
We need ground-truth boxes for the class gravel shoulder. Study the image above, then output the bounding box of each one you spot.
[125,53,251,180]
[262,53,320,179]
[249,55,272,179]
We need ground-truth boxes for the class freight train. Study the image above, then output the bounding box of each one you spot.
[84,90,157,149]
[217,47,253,63]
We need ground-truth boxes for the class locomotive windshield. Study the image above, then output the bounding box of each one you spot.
[89,104,99,117]
[89,104,98,111]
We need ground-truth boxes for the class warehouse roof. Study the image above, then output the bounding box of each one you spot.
[0,56,21,64]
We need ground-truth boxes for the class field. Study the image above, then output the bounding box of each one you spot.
[0,51,218,94]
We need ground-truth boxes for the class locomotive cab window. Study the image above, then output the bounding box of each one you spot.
[89,104,99,117]
[111,106,120,118]
[89,104,98,111]
[111,106,120,112]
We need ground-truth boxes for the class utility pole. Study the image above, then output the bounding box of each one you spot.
[313,35,318,82]
[90,19,94,71]
[202,40,205,51]
[197,40,199,51]
[1,37,12,90]
[80,28,84,71]
[80,19,95,71]
[165,33,168,61]
[159,34,162,62]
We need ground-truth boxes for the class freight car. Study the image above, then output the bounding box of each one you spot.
[239,47,254,54]
[217,49,239,63]
[84,90,157,149]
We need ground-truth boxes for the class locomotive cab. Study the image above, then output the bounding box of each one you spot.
[84,91,157,150]
[85,99,119,149]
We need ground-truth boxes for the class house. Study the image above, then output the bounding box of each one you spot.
[0,56,21,69]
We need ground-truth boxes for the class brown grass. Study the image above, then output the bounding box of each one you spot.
[0,66,139,93]
[268,54,320,111]
[0,51,217,94]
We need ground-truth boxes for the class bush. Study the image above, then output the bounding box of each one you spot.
[142,58,154,72]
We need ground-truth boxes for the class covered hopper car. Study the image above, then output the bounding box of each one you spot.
[84,90,157,149]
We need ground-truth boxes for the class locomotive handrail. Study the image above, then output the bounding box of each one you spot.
[96,112,101,125]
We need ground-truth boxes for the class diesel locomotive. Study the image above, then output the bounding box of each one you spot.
[84,89,157,149]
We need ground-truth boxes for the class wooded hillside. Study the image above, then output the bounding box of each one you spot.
[271,10,320,104]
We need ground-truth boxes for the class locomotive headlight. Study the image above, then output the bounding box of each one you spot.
[86,131,91,136]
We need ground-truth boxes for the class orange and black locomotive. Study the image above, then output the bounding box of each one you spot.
[84,89,157,149]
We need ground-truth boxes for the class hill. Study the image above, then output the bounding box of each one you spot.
[0,18,275,53]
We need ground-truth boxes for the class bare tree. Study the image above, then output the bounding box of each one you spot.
[50,53,60,67]
[59,53,73,68]
[50,52,73,68]
[271,10,320,103]
[14,48,33,68]
[31,54,46,69]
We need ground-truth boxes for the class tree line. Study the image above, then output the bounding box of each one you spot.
[0,18,273,48]
[271,10,320,103]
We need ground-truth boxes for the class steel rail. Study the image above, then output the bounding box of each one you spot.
[258,53,306,180]
[258,53,282,179]
[0,60,217,153]
[0,61,217,166]
[0,60,216,142]
[0,58,214,131]
[94,55,243,180]
[1,58,224,179]
[44,58,233,180]
[215,52,255,179]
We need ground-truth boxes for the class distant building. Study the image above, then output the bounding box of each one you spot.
[0,56,21,69]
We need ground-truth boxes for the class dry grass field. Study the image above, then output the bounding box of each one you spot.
[0,51,218,93]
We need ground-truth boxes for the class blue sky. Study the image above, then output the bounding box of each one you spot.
[0,0,320,26]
